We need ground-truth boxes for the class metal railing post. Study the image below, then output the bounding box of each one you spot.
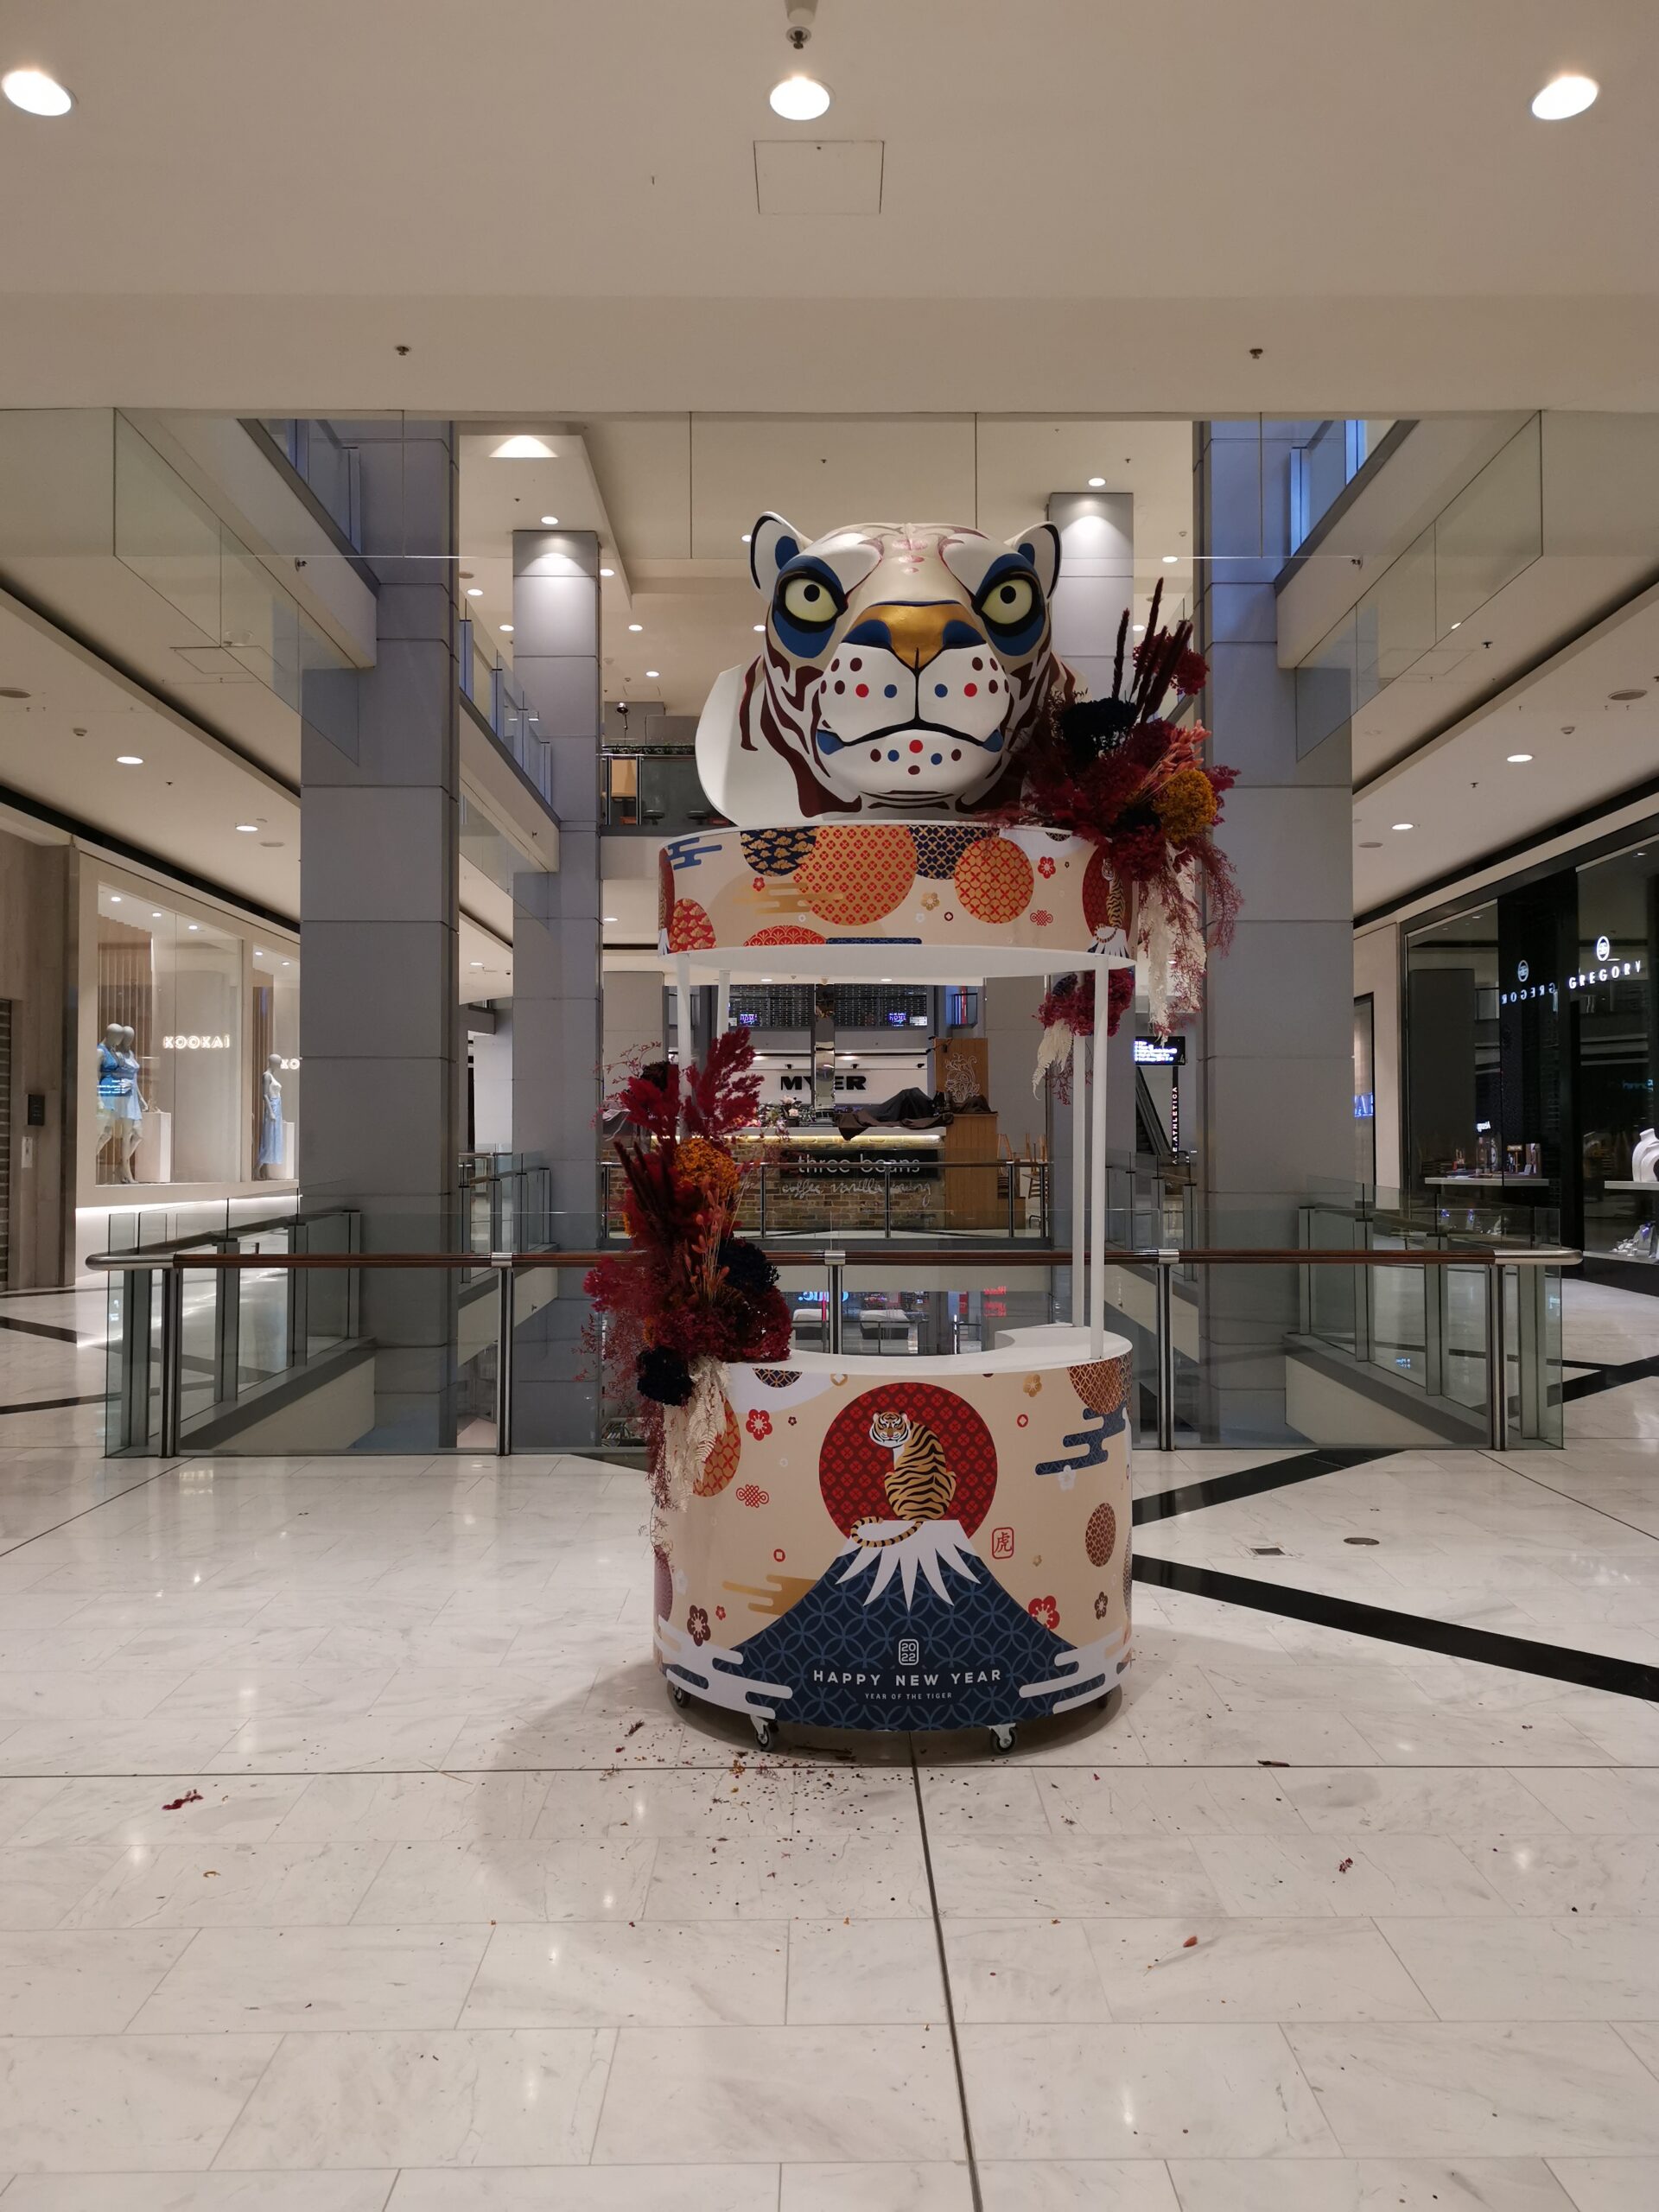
[824,1247,845,1355]
[1007,1161,1018,1241]
[494,1259,515,1457]
[158,1261,185,1459]
[1485,1261,1510,1451]
[883,1166,893,1238]
[757,1165,767,1238]
[214,1236,241,1407]
[1154,1251,1176,1453]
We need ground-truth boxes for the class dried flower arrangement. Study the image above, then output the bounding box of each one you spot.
[584,1029,790,1504]
[1031,969,1135,1099]
[998,581,1239,1033]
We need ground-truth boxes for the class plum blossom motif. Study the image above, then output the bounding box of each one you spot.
[1023,1373,1042,1397]
[1038,855,1057,879]
[919,891,940,911]
[687,1605,711,1646]
[745,1408,772,1440]
[715,1604,727,1621]
[1094,1590,1110,1620]
[1027,1594,1060,1630]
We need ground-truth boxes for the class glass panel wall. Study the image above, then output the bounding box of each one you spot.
[1575,842,1659,1264]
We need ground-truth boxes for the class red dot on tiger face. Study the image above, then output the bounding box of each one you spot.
[909,740,924,753]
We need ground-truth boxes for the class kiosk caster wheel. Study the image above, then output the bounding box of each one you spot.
[988,1723,1017,1756]
[751,1716,777,1751]
[669,1683,690,1709]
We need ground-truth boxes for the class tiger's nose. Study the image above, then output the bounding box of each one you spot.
[843,602,987,671]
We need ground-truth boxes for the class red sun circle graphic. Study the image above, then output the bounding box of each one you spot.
[818,1382,998,1538]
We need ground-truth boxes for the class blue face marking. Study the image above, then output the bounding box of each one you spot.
[934,683,948,698]
[884,683,898,698]
[814,728,847,754]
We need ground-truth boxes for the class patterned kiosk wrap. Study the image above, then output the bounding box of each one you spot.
[654,1340,1133,1732]
[660,821,1130,976]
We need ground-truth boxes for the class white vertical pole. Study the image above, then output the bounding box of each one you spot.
[716,969,731,1034]
[675,956,693,1072]
[1070,1033,1085,1331]
[1090,983,1109,1359]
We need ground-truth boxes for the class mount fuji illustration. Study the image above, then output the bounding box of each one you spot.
[662,1518,1116,1731]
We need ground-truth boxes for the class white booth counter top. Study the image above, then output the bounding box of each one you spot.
[779,1328,1130,1381]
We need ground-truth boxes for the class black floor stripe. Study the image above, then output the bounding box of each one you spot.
[1134,1446,1395,1525]
[0,1315,82,1345]
[0,1393,110,1417]
[1134,1554,1659,1702]
[1562,1350,1659,1403]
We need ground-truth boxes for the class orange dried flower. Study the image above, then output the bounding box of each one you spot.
[677,1135,740,1202]
[1152,766,1217,843]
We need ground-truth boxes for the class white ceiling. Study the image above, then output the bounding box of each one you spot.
[461,416,1195,715]
[1,3,1656,415]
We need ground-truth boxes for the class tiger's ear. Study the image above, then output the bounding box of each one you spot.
[1007,521,1061,599]
[749,513,805,594]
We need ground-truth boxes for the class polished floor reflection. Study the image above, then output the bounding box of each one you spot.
[0,1286,1656,2205]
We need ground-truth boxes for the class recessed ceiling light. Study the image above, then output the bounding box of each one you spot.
[110,894,121,904]
[600,566,615,578]
[2,67,73,117]
[0,685,30,699]
[235,823,258,833]
[469,960,484,968]
[540,514,559,526]
[645,669,660,678]
[1507,752,1534,763]
[1609,688,1648,702]
[117,754,143,766]
[628,622,643,632]
[1087,476,1106,488]
[741,534,752,544]
[491,435,556,459]
[1392,822,1414,832]
[770,73,831,120]
[187,923,200,931]
[1162,554,1179,565]
[255,949,265,957]
[467,587,483,598]
[499,623,513,633]
[1531,73,1598,120]
[753,624,766,632]
[152,911,162,918]
[1132,624,1146,633]
[603,914,619,924]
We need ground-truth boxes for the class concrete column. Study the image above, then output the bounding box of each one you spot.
[511,529,601,1446]
[300,419,461,1446]
[1192,421,1355,1442]
[1047,491,1136,1192]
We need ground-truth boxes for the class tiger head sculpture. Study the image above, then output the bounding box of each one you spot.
[695,516,1082,825]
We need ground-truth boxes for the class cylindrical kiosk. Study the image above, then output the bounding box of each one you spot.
[652,820,1135,1751]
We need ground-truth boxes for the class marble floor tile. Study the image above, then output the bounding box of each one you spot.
[785,1916,944,2023]
[1031,1765,1312,1838]
[1166,2157,1574,2211]
[387,2169,781,2210]
[0,1929,194,2031]
[0,1844,130,1929]
[643,1831,931,1920]
[351,1838,655,1923]
[130,1922,491,2031]
[943,1918,1115,2025]
[0,2177,397,2210]
[459,1918,786,2027]
[593,2023,963,2164]
[1546,2158,1659,2212]
[1089,1917,1432,2023]
[1287,2022,1659,2157]
[929,1834,1224,1920]
[1278,1768,1572,1841]
[4,1777,312,1849]
[978,2164,1183,2210]
[0,2032,279,2171]
[60,1840,391,1929]
[782,2164,979,2209]
[1377,1916,1659,2020]
[1189,1833,1510,1916]
[1514,1769,1659,1834]
[217,2026,615,2168]
[958,2022,1338,2159]
[272,1770,552,1843]
[1475,1835,1659,1916]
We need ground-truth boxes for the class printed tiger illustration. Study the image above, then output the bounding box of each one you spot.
[860,1408,957,1546]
